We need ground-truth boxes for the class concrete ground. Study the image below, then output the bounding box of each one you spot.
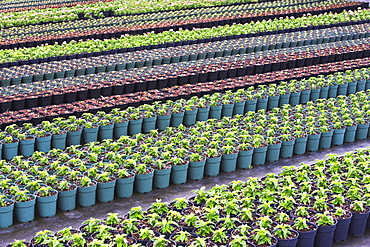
[1,139,370,246]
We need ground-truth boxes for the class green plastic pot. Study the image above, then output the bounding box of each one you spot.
[13,194,36,223]
[97,179,116,203]
[142,116,157,133]
[114,121,128,139]
[319,130,334,149]
[153,167,172,189]
[237,148,254,169]
[0,199,14,228]
[221,103,234,118]
[66,129,82,146]
[171,112,185,127]
[280,139,296,158]
[99,123,114,141]
[204,156,221,177]
[196,107,210,121]
[357,80,366,92]
[188,160,206,180]
[157,114,171,131]
[294,136,308,155]
[82,126,99,144]
[209,105,222,120]
[332,128,346,146]
[128,118,143,135]
[233,101,246,115]
[35,190,58,217]
[115,174,135,198]
[57,185,77,212]
[266,142,282,162]
[356,123,369,140]
[184,109,198,126]
[344,125,357,143]
[35,134,52,153]
[267,95,279,111]
[171,162,189,185]
[19,138,35,157]
[134,168,154,194]
[51,132,67,150]
[77,182,97,207]
[221,152,239,173]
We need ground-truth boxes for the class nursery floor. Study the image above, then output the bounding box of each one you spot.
[1,140,370,246]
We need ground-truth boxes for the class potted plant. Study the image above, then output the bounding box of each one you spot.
[332,208,352,242]
[0,194,14,228]
[273,224,299,247]
[12,190,36,223]
[133,163,154,194]
[345,200,370,236]
[220,145,239,173]
[114,168,135,198]
[151,159,172,189]
[248,229,278,247]
[311,213,337,247]
[188,153,206,181]
[54,180,77,212]
[75,176,97,207]
[170,157,189,185]
[34,186,58,218]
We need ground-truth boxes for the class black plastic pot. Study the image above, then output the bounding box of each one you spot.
[333,213,352,242]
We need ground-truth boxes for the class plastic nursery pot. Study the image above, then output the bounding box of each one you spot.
[348,207,370,236]
[13,194,36,223]
[82,126,99,143]
[171,112,185,127]
[221,152,239,173]
[252,145,268,166]
[237,148,254,169]
[188,159,206,180]
[183,109,198,126]
[204,156,221,177]
[275,230,299,247]
[128,118,143,136]
[233,101,246,115]
[142,116,157,134]
[114,121,128,139]
[266,141,282,162]
[19,137,35,157]
[157,114,171,130]
[51,132,67,150]
[280,138,296,158]
[319,130,333,149]
[153,166,172,189]
[333,212,352,242]
[35,134,52,153]
[115,173,135,198]
[2,140,19,160]
[355,123,369,140]
[313,220,337,247]
[77,181,97,207]
[171,162,189,185]
[66,129,82,146]
[295,223,317,247]
[57,185,77,212]
[221,103,235,118]
[306,132,321,152]
[0,199,14,228]
[344,125,357,143]
[196,107,210,121]
[35,190,58,217]
[97,178,116,203]
[98,123,114,141]
[331,128,346,146]
[134,168,154,194]
[209,105,222,120]
[293,136,308,155]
